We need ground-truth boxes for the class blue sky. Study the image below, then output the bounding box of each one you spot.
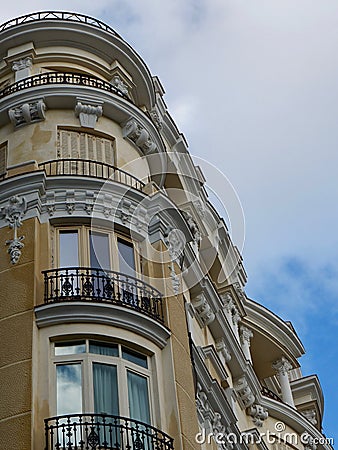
[3,0,338,441]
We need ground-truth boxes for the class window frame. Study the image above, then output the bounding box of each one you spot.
[55,226,141,276]
[51,339,154,422]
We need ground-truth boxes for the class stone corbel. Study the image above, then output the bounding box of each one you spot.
[12,56,33,81]
[110,74,129,96]
[301,432,317,450]
[301,409,317,426]
[9,98,46,128]
[192,292,215,327]
[247,404,268,427]
[1,195,27,264]
[215,337,232,362]
[234,376,255,409]
[123,118,157,154]
[75,97,103,128]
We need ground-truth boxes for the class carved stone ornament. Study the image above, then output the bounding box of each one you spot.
[150,107,163,129]
[169,262,180,296]
[272,357,293,377]
[1,196,27,264]
[196,383,231,449]
[123,118,157,154]
[234,377,255,409]
[111,75,129,96]
[215,338,232,362]
[165,228,185,264]
[9,99,46,128]
[301,409,317,426]
[192,292,215,327]
[12,57,33,72]
[75,100,103,128]
[301,432,317,450]
[240,326,253,346]
[248,404,268,427]
[184,211,201,243]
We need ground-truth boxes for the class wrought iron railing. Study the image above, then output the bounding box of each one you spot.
[43,267,164,323]
[261,386,283,403]
[44,413,174,450]
[39,159,145,190]
[0,72,130,101]
[0,11,121,37]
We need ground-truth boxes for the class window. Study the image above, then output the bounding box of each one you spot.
[57,129,114,165]
[53,340,152,424]
[57,227,139,275]
[0,142,7,176]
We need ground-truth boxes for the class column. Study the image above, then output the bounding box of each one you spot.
[240,326,253,362]
[272,357,294,407]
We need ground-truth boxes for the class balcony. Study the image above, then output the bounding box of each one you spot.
[44,413,174,450]
[43,267,164,323]
[0,72,131,102]
[261,386,283,403]
[39,159,145,190]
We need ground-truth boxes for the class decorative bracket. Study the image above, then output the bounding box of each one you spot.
[123,118,157,154]
[9,98,46,128]
[75,97,103,128]
[1,196,27,264]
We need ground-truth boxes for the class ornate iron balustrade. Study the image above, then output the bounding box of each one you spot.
[0,11,121,37]
[0,72,130,101]
[43,267,164,323]
[261,386,283,403]
[39,159,145,190]
[44,413,174,450]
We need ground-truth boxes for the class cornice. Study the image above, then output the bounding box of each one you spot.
[260,396,333,450]
[244,298,305,363]
[34,302,170,349]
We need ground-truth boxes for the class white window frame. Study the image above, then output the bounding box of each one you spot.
[51,339,154,423]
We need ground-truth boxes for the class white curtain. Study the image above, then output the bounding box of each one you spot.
[127,371,150,424]
[93,363,119,415]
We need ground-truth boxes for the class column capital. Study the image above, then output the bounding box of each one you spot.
[272,356,293,376]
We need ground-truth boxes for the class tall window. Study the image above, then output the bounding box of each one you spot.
[57,129,114,165]
[0,142,7,177]
[53,340,152,424]
[57,227,138,275]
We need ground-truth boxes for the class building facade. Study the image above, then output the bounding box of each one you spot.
[0,11,332,450]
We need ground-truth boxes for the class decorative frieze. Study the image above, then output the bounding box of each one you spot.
[9,98,46,128]
[1,195,27,264]
[123,118,157,154]
[75,98,103,128]
[248,404,268,427]
[234,376,255,409]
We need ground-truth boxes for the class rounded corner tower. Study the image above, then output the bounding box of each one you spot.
[0,11,332,450]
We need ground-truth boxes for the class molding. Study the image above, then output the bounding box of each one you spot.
[201,345,229,382]
[34,302,170,349]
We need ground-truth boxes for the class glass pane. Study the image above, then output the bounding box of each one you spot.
[127,371,150,424]
[90,231,110,270]
[93,363,119,415]
[118,238,135,277]
[89,341,118,356]
[59,231,79,267]
[122,347,148,369]
[55,341,86,356]
[56,364,82,415]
